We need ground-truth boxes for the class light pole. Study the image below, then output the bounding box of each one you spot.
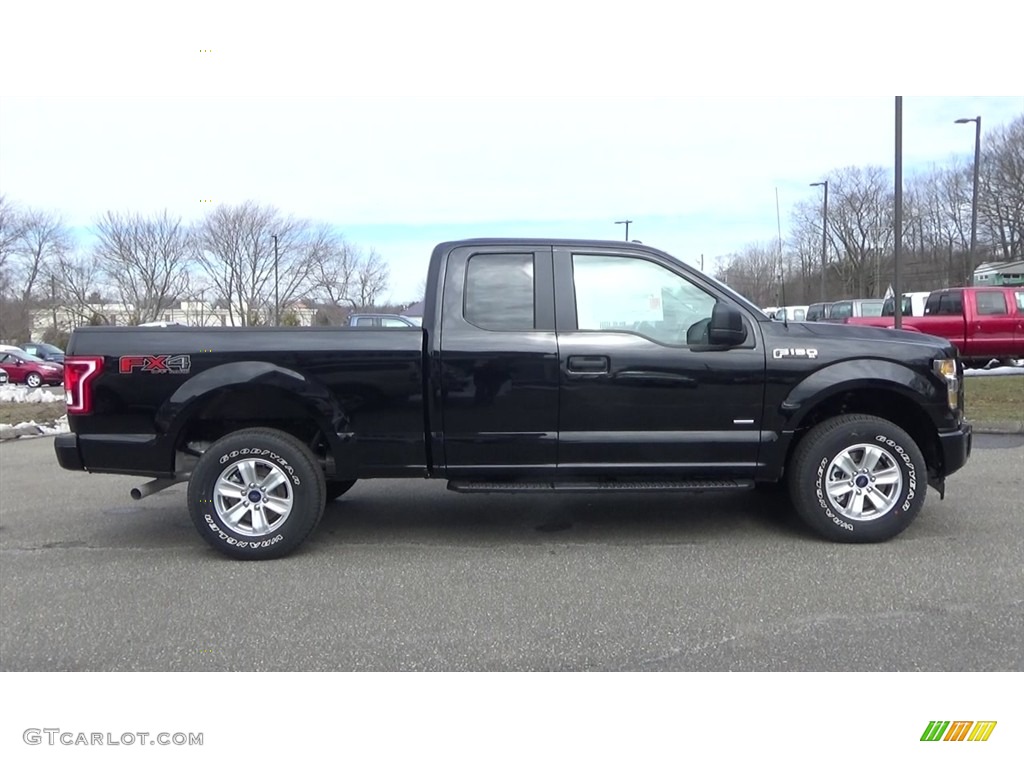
[810,181,829,302]
[954,116,981,284]
[272,234,279,325]
[614,220,632,241]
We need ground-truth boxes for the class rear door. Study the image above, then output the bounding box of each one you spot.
[1015,290,1024,353]
[970,290,1016,359]
[553,246,765,479]
[438,244,559,477]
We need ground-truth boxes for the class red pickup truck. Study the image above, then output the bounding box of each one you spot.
[847,287,1024,363]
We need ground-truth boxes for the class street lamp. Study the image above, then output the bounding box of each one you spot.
[810,181,829,302]
[954,116,981,284]
[272,234,279,325]
[614,220,633,241]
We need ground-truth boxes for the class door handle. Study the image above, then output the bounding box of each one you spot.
[567,355,610,374]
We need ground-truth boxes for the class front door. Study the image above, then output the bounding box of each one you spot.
[553,247,766,479]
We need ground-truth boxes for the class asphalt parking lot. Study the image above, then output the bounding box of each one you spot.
[1,434,1022,671]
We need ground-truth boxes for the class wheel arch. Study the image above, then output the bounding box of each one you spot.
[781,384,943,482]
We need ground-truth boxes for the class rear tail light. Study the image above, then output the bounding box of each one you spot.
[64,356,104,415]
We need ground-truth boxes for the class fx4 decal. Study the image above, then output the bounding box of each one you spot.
[119,354,192,374]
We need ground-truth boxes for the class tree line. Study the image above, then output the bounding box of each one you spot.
[716,112,1024,308]
[0,201,393,343]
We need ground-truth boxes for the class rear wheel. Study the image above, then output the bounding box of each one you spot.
[25,372,42,388]
[187,428,326,559]
[788,415,926,543]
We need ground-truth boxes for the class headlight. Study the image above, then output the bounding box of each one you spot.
[933,358,959,412]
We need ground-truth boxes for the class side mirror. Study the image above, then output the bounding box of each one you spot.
[15,359,24,366]
[707,303,747,346]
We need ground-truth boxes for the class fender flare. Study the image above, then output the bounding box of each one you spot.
[778,358,942,430]
[155,361,350,465]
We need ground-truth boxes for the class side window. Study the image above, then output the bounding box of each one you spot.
[792,309,806,321]
[831,302,853,320]
[1015,292,1024,312]
[942,292,964,315]
[929,292,963,315]
[381,317,408,327]
[464,253,535,331]
[354,317,374,326]
[861,301,884,317]
[976,291,1008,316]
[571,254,716,346]
[0,354,10,363]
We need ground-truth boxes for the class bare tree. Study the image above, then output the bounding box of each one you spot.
[0,208,71,340]
[92,211,192,325]
[714,243,780,307]
[352,248,390,308]
[51,250,113,326]
[979,114,1024,262]
[194,202,319,326]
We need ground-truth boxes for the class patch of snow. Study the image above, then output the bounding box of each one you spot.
[0,384,65,403]
[964,366,1024,377]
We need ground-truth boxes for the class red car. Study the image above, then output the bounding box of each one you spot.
[0,349,64,387]
[847,287,1024,364]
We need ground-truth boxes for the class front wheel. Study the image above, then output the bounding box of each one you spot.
[187,428,326,559]
[25,372,42,388]
[788,415,926,543]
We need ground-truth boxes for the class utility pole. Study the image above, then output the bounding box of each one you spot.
[955,116,982,284]
[810,181,829,302]
[51,275,58,333]
[894,96,903,330]
[614,220,632,241]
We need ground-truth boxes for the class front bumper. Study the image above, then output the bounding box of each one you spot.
[54,433,84,471]
[939,421,972,477]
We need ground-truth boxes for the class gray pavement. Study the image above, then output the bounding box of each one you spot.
[1,434,1022,671]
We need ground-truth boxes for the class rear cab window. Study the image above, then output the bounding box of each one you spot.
[464,253,536,331]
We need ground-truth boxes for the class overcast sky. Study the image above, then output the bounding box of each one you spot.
[1,3,1021,303]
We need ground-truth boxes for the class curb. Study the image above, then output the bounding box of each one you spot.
[970,420,1024,435]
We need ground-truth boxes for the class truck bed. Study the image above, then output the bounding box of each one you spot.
[65,325,428,477]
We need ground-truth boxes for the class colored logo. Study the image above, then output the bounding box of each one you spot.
[119,355,191,374]
[921,721,997,742]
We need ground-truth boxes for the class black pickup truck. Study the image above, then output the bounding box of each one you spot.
[55,239,972,558]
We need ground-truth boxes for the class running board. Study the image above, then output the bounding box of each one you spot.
[447,480,754,493]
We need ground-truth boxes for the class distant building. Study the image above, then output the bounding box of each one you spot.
[973,260,1024,287]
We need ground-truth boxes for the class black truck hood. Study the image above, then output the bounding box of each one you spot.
[764,320,955,356]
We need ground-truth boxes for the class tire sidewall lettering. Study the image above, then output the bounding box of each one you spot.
[217,448,301,486]
[203,514,284,549]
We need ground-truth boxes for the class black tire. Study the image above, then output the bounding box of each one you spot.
[325,479,357,501]
[25,372,42,388]
[187,428,326,559]
[788,415,926,543]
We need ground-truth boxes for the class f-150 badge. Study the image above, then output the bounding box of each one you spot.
[772,348,818,360]
[119,354,192,374]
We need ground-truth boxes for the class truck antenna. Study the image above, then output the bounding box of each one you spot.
[776,187,788,328]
